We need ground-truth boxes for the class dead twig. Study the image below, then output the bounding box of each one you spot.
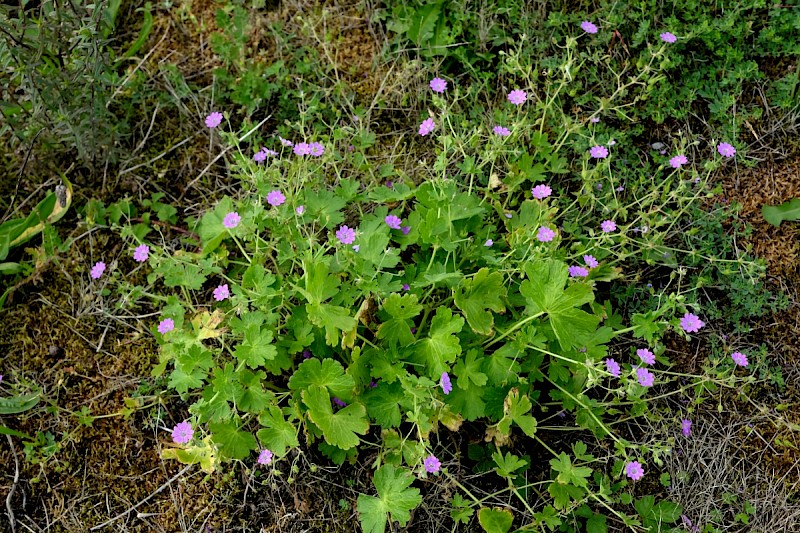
[5,434,20,533]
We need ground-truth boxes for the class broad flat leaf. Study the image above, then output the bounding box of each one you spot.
[0,393,40,415]
[520,260,599,349]
[406,2,441,45]
[483,343,521,386]
[447,382,486,421]
[454,268,506,335]
[357,464,422,533]
[763,198,800,227]
[587,513,608,533]
[478,508,514,533]
[190,310,225,341]
[234,368,273,413]
[209,420,258,460]
[549,481,585,510]
[307,302,357,347]
[301,257,340,305]
[169,345,213,393]
[233,327,277,368]
[257,405,298,457]
[195,196,234,254]
[492,451,529,479]
[377,293,422,347]
[302,385,368,450]
[364,381,404,428]
[550,452,592,488]
[411,307,464,379]
[288,358,355,399]
[453,349,488,389]
[497,388,537,438]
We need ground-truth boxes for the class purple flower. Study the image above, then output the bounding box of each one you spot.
[279,137,293,147]
[402,283,410,291]
[717,142,736,158]
[332,397,347,408]
[637,348,656,365]
[296,205,305,215]
[223,212,241,229]
[440,372,452,395]
[213,283,230,302]
[537,226,556,242]
[401,225,411,235]
[0,375,3,383]
[681,419,692,437]
[493,126,511,137]
[293,142,311,156]
[590,116,600,123]
[369,380,378,389]
[419,117,435,136]
[660,32,677,43]
[352,245,360,252]
[484,239,493,247]
[424,455,441,473]
[336,225,356,245]
[205,112,223,128]
[302,350,312,359]
[731,351,749,367]
[504,213,513,219]
[90,261,106,279]
[680,312,705,333]
[583,255,598,268]
[385,215,402,229]
[133,244,150,262]
[670,154,688,168]
[590,145,609,159]
[600,220,617,233]
[171,421,194,444]
[385,180,394,188]
[309,142,325,157]
[625,461,644,480]
[267,190,286,207]
[507,89,527,105]
[581,21,598,34]
[257,449,273,465]
[430,77,447,93]
[531,184,552,199]
[636,367,655,387]
[568,265,589,278]
[605,358,621,377]
[254,150,268,163]
[158,318,175,334]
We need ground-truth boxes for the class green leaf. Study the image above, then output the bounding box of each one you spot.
[478,507,514,533]
[492,451,528,479]
[586,513,608,533]
[357,464,422,533]
[301,257,340,305]
[411,307,464,379]
[405,2,441,45]
[288,358,355,399]
[762,198,800,227]
[235,369,273,413]
[364,381,404,428]
[233,327,277,368]
[257,405,298,457]
[377,293,423,347]
[0,393,40,415]
[520,260,600,350]
[446,381,486,421]
[453,349,488,389]
[550,452,592,488]
[209,420,258,460]
[450,493,474,524]
[195,196,234,254]
[302,385,368,450]
[308,303,357,347]
[548,481,585,510]
[497,388,537,438]
[454,268,506,335]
